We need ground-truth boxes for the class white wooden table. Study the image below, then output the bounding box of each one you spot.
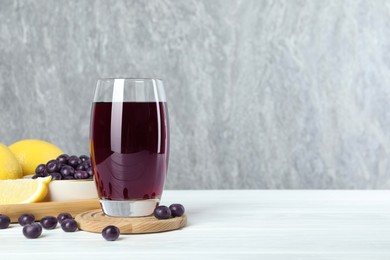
[1,190,390,259]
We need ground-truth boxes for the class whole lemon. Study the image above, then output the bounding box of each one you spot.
[9,139,64,176]
[0,143,23,180]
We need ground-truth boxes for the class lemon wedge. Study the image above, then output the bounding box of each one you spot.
[0,176,52,204]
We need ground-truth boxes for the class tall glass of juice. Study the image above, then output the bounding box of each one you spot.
[90,78,169,217]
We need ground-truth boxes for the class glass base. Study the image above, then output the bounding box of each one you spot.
[100,199,160,217]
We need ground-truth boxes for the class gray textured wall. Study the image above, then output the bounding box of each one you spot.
[1,0,390,189]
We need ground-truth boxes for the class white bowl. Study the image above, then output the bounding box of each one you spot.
[47,179,98,202]
[24,175,99,202]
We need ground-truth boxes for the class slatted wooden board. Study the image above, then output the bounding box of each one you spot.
[75,209,187,234]
[0,200,101,223]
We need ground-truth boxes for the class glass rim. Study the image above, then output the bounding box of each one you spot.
[94,77,167,102]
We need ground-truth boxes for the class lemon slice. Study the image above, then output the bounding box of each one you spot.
[0,176,52,204]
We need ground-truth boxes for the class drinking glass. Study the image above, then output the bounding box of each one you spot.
[90,78,169,217]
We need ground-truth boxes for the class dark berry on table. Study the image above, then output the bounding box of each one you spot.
[46,159,61,173]
[68,155,81,168]
[60,165,75,177]
[18,214,35,226]
[23,223,42,239]
[61,219,78,232]
[50,172,63,180]
[57,213,72,224]
[40,216,58,230]
[79,155,90,162]
[153,206,172,220]
[63,175,75,180]
[74,170,89,179]
[102,225,120,241]
[56,154,70,164]
[35,164,46,174]
[169,204,185,217]
[0,214,10,229]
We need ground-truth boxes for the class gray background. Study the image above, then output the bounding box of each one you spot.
[1,0,390,189]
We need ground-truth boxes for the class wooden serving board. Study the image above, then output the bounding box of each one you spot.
[0,200,101,223]
[75,209,187,234]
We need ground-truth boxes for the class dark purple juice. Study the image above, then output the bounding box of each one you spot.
[90,101,169,200]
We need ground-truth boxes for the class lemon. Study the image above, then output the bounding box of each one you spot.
[0,143,23,180]
[9,139,64,176]
[0,176,52,204]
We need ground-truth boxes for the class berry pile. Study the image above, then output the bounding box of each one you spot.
[32,154,93,180]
